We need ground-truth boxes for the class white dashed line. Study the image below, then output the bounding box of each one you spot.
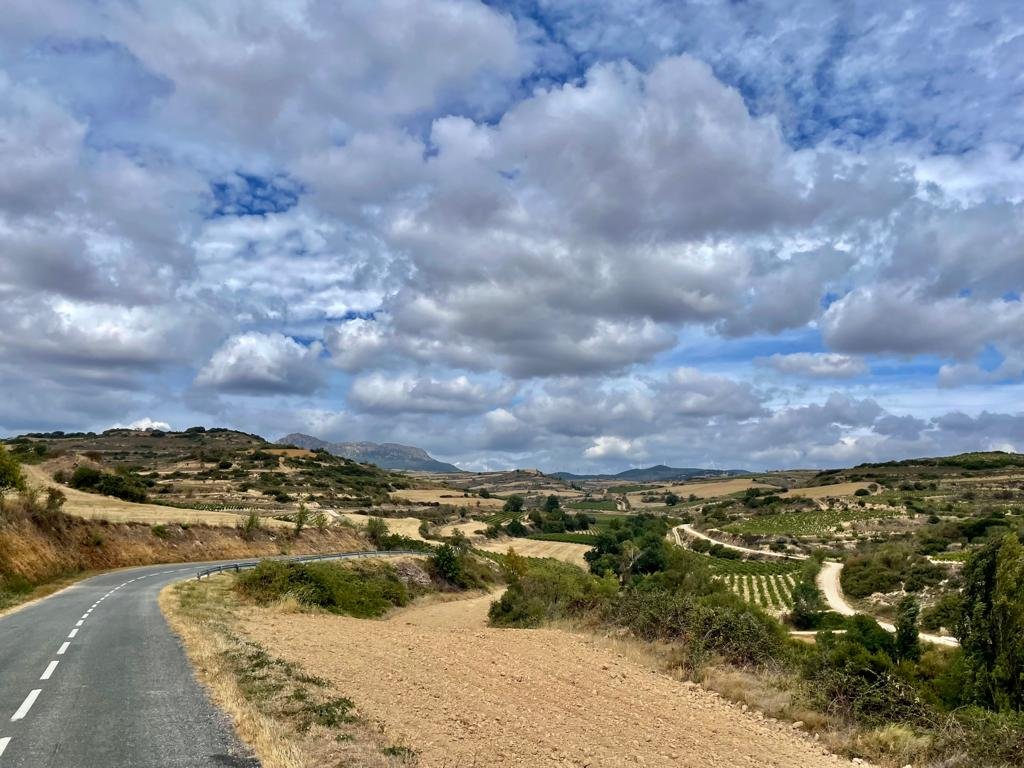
[57,642,70,655]
[0,736,10,756]
[11,690,40,721]
[40,661,59,681]
[75,620,84,627]
[68,629,78,639]
[80,613,89,620]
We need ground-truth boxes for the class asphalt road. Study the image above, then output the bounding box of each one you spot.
[0,551,412,767]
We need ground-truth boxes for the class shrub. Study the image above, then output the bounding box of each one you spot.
[235,559,409,618]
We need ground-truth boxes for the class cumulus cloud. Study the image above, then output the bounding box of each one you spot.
[194,332,325,395]
[112,417,172,431]
[348,373,515,415]
[758,352,868,379]
[584,436,646,461]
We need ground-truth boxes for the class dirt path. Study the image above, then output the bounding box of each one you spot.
[815,562,958,648]
[244,595,853,768]
[675,524,808,560]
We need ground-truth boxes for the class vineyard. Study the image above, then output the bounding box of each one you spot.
[716,572,798,612]
[723,505,902,536]
[480,509,524,525]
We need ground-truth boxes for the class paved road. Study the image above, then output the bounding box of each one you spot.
[0,552,410,767]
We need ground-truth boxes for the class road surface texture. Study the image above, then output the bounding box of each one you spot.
[0,552,403,767]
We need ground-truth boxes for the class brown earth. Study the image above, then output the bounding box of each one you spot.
[0,504,365,588]
[475,537,592,567]
[243,594,853,768]
[388,489,506,509]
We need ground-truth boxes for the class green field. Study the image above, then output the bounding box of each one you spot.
[565,498,618,511]
[480,509,523,525]
[717,572,797,612]
[724,506,902,536]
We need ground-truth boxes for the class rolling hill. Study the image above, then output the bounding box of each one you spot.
[277,433,463,473]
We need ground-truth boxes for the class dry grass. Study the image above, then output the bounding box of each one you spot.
[628,478,775,505]
[781,482,873,499]
[161,577,416,768]
[474,538,591,567]
[265,448,317,458]
[338,513,428,541]
[21,464,291,527]
[387,489,505,509]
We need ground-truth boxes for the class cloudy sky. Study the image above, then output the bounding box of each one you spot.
[2,1,1024,472]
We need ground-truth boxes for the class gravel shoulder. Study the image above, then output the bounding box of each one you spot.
[243,593,854,767]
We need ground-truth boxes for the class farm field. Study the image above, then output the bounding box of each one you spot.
[388,489,505,509]
[564,498,617,511]
[780,482,873,499]
[475,538,591,567]
[718,572,798,612]
[724,505,902,536]
[627,478,774,506]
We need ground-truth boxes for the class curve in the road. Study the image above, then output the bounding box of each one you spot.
[0,550,414,767]
[673,525,959,648]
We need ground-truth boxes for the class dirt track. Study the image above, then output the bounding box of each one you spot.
[244,595,854,767]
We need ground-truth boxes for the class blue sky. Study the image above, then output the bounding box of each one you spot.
[2,1,1024,471]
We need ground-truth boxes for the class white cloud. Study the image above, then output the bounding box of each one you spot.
[112,417,172,431]
[759,352,868,379]
[195,332,325,395]
[348,373,515,415]
[584,436,645,461]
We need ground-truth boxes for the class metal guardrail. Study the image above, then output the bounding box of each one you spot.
[195,549,424,580]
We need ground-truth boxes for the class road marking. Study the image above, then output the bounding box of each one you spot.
[11,690,40,721]
[81,613,89,620]
[57,642,70,655]
[75,620,84,627]
[68,629,78,639]
[40,661,58,681]
[0,736,10,756]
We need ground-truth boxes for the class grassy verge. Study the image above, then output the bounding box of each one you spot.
[0,570,94,617]
[161,575,418,768]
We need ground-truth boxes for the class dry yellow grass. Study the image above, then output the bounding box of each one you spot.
[387,489,505,509]
[781,482,873,499]
[474,538,591,567]
[629,478,775,506]
[21,464,291,527]
[265,448,316,458]
[338,513,428,541]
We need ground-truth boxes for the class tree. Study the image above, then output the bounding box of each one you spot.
[789,578,825,630]
[958,533,1024,710]
[544,494,561,514]
[366,517,389,548]
[431,543,463,585]
[478,488,490,499]
[503,495,524,514]
[0,445,26,500]
[894,595,921,662]
[664,492,679,507]
[293,504,309,537]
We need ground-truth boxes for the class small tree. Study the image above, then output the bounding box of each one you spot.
[366,517,389,548]
[432,543,463,585]
[894,595,921,662]
[544,494,561,514]
[664,492,679,507]
[313,512,329,532]
[449,528,470,553]
[293,503,309,538]
[503,495,524,514]
[789,578,825,630]
[0,445,26,501]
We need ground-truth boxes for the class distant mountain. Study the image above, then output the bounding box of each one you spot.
[552,464,749,483]
[277,433,463,473]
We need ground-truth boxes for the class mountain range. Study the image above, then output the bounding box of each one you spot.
[277,433,463,473]
[552,464,749,483]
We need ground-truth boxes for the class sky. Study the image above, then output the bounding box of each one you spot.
[2,1,1024,473]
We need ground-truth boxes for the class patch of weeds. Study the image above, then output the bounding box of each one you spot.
[382,746,417,758]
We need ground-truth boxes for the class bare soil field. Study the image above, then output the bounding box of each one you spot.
[475,538,592,567]
[21,464,291,527]
[243,595,853,768]
[387,489,505,509]
[339,513,428,541]
[629,478,775,506]
[781,482,872,499]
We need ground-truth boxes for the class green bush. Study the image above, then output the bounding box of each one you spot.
[235,559,410,618]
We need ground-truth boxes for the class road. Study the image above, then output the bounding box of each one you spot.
[674,525,959,647]
[0,551,409,766]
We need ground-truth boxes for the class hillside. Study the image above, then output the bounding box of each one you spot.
[3,428,415,518]
[553,464,749,482]
[278,433,462,472]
